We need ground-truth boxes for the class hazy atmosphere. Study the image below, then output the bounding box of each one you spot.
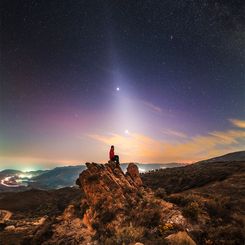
[1,1,244,170]
[0,2,245,245]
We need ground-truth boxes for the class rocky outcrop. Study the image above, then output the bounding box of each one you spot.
[78,161,139,208]
[126,162,143,187]
[43,162,145,244]
[165,231,196,245]
[71,162,193,244]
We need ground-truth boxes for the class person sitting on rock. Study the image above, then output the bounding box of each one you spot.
[109,145,119,164]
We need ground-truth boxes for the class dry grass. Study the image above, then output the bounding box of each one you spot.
[142,161,245,244]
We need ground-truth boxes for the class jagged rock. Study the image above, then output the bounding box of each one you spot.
[165,231,196,245]
[126,163,143,187]
[78,161,140,208]
[43,162,144,245]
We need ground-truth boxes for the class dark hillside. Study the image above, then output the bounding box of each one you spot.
[141,152,245,244]
[0,187,82,218]
[31,165,86,189]
[164,171,245,244]
[197,151,245,163]
[141,160,245,194]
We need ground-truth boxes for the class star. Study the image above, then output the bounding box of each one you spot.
[116,87,120,91]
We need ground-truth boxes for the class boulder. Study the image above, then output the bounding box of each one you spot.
[165,231,196,245]
[126,163,143,187]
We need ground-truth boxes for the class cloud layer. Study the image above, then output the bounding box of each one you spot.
[90,119,245,163]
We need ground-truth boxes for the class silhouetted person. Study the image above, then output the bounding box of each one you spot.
[109,145,119,164]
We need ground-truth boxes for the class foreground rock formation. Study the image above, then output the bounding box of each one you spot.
[0,162,196,245]
[45,162,195,244]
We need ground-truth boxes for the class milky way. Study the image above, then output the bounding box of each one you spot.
[1,1,244,170]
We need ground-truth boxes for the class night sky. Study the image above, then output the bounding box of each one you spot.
[1,1,244,170]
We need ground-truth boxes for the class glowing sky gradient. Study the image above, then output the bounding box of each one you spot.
[1,1,244,170]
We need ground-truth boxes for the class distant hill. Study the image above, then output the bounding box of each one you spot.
[197,150,245,163]
[142,151,245,194]
[0,169,47,177]
[0,169,48,192]
[31,165,86,189]
[121,163,186,172]
[0,169,22,176]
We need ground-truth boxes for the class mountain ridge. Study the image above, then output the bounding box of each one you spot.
[196,150,245,163]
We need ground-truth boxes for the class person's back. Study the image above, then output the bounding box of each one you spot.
[109,145,119,164]
[109,146,114,160]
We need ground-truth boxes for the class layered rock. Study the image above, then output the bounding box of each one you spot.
[71,162,193,244]
[45,162,145,244]
[78,162,140,207]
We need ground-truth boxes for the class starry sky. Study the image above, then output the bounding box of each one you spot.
[1,0,245,170]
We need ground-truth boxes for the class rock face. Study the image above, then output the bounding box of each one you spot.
[44,161,146,244]
[126,162,143,187]
[79,161,139,208]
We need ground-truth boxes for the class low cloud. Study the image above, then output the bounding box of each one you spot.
[161,129,187,138]
[89,119,245,163]
[142,101,162,114]
[229,119,245,128]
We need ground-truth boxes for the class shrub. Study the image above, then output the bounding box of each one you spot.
[94,198,106,212]
[100,211,116,224]
[92,222,100,230]
[159,222,175,236]
[137,190,143,198]
[115,225,145,244]
[87,174,100,183]
[154,188,167,199]
[166,195,191,207]
[80,200,89,217]
[104,238,117,245]
[138,208,161,228]
[207,224,244,245]
[182,201,199,221]
[204,197,231,221]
